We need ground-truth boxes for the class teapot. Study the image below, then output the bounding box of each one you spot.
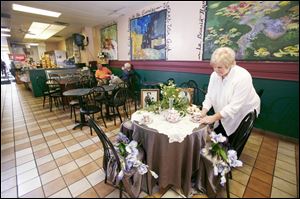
[164,108,184,123]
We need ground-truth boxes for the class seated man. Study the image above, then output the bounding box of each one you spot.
[95,63,112,85]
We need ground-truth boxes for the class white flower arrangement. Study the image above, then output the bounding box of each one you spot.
[115,133,158,182]
[201,131,243,186]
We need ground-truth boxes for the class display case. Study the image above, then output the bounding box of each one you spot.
[42,50,67,68]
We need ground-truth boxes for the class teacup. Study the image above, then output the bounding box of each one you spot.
[192,112,202,121]
[142,113,151,123]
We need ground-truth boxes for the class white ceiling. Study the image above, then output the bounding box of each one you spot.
[1,1,158,44]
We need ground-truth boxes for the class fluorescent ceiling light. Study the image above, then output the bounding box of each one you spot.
[1,28,10,32]
[12,3,61,18]
[24,22,66,40]
[1,33,11,37]
[29,43,39,46]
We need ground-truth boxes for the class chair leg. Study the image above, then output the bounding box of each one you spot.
[226,173,230,198]
[100,106,107,128]
[43,95,46,108]
[70,106,73,119]
[49,97,53,112]
[116,107,123,123]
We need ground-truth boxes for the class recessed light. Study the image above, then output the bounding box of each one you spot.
[12,3,61,18]
[1,28,11,32]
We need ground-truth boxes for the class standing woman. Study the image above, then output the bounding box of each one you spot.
[199,47,260,142]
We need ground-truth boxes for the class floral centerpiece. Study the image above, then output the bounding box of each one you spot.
[145,82,190,114]
[115,133,158,182]
[201,132,243,186]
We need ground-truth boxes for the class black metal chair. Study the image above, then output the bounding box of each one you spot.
[93,86,107,128]
[87,116,147,198]
[45,79,65,112]
[225,110,257,198]
[87,116,124,198]
[80,89,105,135]
[105,88,129,126]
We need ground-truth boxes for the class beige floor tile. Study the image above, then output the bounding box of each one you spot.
[275,159,296,174]
[59,160,79,175]
[277,147,295,158]
[78,187,99,198]
[271,187,295,198]
[1,176,17,193]
[80,161,100,176]
[63,169,85,186]
[55,153,74,167]
[40,168,61,185]
[17,168,39,185]
[93,181,115,197]
[232,169,250,186]
[276,153,296,165]
[1,186,18,198]
[68,177,92,197]
[272,176,297,197]
[18,177,41,197]
[274,166,297,184]
[228,180,246,198]
[86,169,105,186]
[43,176,67,197]
[16,153,34,166]
[37,160,57,175]
[20,187,45,198]
[48,187,72,198]
[76,154,93,167]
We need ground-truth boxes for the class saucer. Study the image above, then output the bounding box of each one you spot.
[166,117,181,123]
[140,118,153,125]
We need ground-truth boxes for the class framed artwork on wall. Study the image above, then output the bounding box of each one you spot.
[101,24,118,60]
[178,88,194,104]
[130,9,167,60]
[203,1,299,61]
[141,89,160,108]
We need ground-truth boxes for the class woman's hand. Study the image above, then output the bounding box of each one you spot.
[199,115,216,124]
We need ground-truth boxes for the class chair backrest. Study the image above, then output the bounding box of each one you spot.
[80,75,92,88]
[166,78,175,85]
[45,79,61,95]
[229,110,256,158]
[87,116,122,180]
[113,88,128,107]
[187,80,199,105]
[256,89,264,98]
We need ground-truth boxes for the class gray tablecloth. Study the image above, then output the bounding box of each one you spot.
[132,121,209,197]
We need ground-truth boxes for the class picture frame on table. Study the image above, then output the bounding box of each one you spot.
[141,89,160,108]
[178,87,194,104]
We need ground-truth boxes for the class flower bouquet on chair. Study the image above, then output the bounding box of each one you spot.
[200,132,243,186]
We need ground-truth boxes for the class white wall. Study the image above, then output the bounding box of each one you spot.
[116,1,205,61]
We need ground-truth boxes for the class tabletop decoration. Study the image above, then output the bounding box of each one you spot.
[201,131,243,186]
[115,133,158,183]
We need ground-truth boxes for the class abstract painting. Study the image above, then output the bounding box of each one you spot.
[203,1,299,61]
[130,9,167,60]
[101,24,118,60]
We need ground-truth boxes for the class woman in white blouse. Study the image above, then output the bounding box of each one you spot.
[199,47,260,142]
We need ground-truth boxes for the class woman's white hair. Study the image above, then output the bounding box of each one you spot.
[210,47,236,69]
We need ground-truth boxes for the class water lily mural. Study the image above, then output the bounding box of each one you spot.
[130,9,167,60]
[203,1,299,61]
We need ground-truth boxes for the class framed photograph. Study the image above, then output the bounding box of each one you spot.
[141,89,160,108]
[178,88,194,104]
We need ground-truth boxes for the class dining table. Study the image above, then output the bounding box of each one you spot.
[127,110,212,197]
[63,88,91,130]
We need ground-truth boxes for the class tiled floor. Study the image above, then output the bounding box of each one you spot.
[1,82,299,198]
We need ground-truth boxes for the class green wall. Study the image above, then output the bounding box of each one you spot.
[111,67,299,139]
